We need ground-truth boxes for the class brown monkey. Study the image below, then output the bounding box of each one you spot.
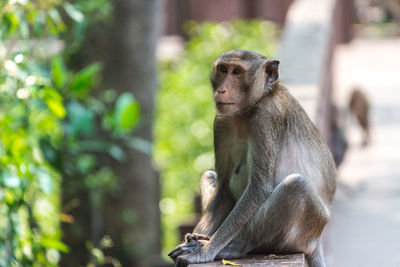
[168,50,336,267]
[349,88,370,146]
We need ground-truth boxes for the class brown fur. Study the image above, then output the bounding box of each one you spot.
[349,88,370,146]
[169,50,336,267]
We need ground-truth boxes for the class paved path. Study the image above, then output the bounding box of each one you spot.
[325,38,400,267]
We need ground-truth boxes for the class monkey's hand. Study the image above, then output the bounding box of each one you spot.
[168,233,210,261]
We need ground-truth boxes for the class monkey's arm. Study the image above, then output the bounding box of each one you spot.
[204,116,277,255]
[169,124,236,261]
[185,135,275,263]
[193,117,236,237]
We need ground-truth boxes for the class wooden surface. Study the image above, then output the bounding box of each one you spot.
[188,254,306,267]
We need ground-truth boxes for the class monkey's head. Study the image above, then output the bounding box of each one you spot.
[211,50,279,115]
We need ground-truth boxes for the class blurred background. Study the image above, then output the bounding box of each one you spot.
[0,0,399,266]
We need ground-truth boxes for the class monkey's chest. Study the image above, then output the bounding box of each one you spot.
[228,142,250,200]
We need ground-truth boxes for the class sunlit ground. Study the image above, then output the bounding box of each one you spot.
[326,37,400,267]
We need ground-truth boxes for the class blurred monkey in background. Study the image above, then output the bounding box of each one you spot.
[349,87,370,146]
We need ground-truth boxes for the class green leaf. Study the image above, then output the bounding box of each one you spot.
[2,12,19,36]
[39,138,61,169]
[126,137,152,155]
[77,154,96,174]
[70,63,101,98]
[79,140,110,153]
[4,190,15,205]
[43,87,66,118]
[66,101,94,136]
[51,56,67,88]
[109,145,126,161]
[48,8,65,32]
[114,93,140,132]
[40,238,69,253]
[33,10,45,37]
[91,248,104,264]
[64,3,84,23]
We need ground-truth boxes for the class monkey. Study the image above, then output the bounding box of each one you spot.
[349,88,370,146]
[168,50,336,267]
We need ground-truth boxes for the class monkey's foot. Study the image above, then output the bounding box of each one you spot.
[184,233,210,243]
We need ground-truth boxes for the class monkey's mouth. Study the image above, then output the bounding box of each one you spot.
[217,102,235,105]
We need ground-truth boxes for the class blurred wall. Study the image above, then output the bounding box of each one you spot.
[162,0,293,36]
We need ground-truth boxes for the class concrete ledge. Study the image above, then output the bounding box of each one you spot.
[188,254,306,266]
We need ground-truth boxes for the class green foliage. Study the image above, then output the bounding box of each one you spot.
[114,93,140,132]
[0,2,73,266]
[154,20,280,257]
[0,0,133,266]
[86,236,121,267]
[69,62,101,98]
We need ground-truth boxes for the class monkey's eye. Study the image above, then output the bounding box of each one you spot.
[232,68,242,75]
[218,65,227,73]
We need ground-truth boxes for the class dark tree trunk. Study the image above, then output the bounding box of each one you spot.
[60,0,162,266]
[101,0,162,266]
[61,176,92,266]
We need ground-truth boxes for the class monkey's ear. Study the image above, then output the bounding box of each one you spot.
[264,60,280,83]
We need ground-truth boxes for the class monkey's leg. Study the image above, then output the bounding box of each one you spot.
[192,170,235,236]
[199,170,217,212]
[216,174,330,267]
[177,170,221,241]
[182,171,218,243]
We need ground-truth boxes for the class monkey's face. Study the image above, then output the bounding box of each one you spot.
[211,61,250,115]
[211,50,280,115]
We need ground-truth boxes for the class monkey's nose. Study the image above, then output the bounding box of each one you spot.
[218,89,226,94]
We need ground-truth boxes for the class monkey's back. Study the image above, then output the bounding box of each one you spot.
[263,86,336,204]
